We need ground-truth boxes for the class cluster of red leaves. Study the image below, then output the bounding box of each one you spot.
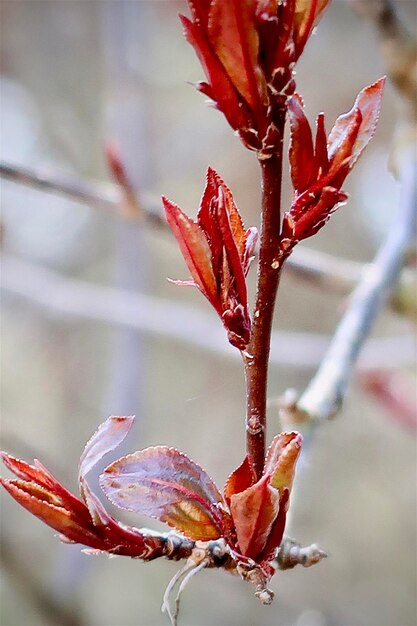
[163,168,257,350]
[0,417,173,559]
[1,416,302,578]
[101,423,302,576]
[280,78,385,256]
[182,0,330,154]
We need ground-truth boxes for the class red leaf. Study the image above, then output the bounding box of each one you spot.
[163,196,218,306]
[288,94,315,193]
[79,415,134,484]
[210,168,247,260]
[349,77,385,166]
[1,453,89,521]
[197,167,224,272]
[188,1,210,27]
[257,489,290,562]
[230,474,280,559]
[180,15,249,131]
[100,447,224,541]
[264,431,303,493]
[328,78,385,173]
[314,112,329,176]
[1,478,103,548]
[224,455,256,505]
[208,0,263,112]
[327,107,362,174]
[217,187,248,308]
[293,0,330,59]
[78,415,135,526]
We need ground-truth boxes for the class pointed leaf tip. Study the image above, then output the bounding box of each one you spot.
[264,431,303,492]
[79,415,135,484]
[163,196,218,304]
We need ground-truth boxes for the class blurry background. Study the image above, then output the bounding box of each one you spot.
[0,1,415,625]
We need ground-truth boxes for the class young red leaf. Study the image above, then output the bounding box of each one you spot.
[162,196,218,306]
[217,187,248,308]
[327,107,362,175]
[209,168,247,259]
[328,78,385,172]
[264,431,303,493]
[208,0,263,113]
[180,15,249,132]
[78,415,135,526]
[348,77,386,166]
[1,453,90,521]
[229,474,280,559]
[293,0,330,59]
[224,455,256,505]
[257,489,290,563]
[100,446,225,541]
[314,112,329,176]
[288,93,316,192]
[1,478,104,547]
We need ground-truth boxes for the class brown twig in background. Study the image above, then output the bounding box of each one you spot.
[0,161,165,229]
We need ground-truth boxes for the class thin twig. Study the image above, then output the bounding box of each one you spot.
[1,253,413,370]
[0,161,165,229]
[284,246,362,293]
[283,157,416,424]
[2,160,414,311]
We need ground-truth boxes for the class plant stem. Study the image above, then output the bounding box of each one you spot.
[244,120,286,479]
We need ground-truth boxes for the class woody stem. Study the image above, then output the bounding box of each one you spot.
[243,114,286,480]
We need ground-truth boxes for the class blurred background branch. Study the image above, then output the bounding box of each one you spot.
[282,156,416,425]
[1,253,414,371]
[1,159,415,317]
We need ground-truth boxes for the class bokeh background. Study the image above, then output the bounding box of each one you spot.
[1,1,416,625]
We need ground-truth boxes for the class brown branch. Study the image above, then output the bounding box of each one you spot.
[0,161,166,229]
[281,157,416,425]
[244,118,286,479]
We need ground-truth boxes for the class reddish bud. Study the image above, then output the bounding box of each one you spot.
[182,0,330,155]
[0,417,179,559]
[163,167,257,350]
[283,78,385,252]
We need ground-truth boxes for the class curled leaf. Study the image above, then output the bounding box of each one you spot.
[101,447,225,541]
[264,431,303,493]
[224,455,256,505]
[230,474,280,559]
